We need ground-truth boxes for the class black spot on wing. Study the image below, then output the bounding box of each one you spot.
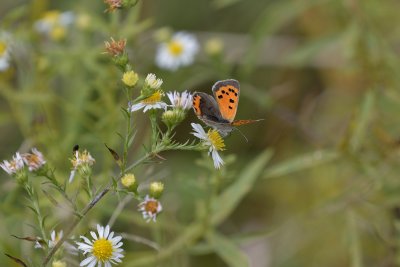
[229,99,234,103]
[218,95,223,99]
[228,106,233,109]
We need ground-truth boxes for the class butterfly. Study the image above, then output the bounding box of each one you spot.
[192,79,263,137]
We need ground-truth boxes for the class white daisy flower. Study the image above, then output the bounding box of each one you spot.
[76,224,124,267]
[0,152,24,175]
[0,33,11,72]
[69,149,95,183]
[155,31,199,71]
[22,148,46,171]
[48,230,63,249]
[144,73,163,90]
[129,90,168,113]
[166,90,193,110]
[138,195,163,223]
[191,123,225,169]
[34,10,75,41]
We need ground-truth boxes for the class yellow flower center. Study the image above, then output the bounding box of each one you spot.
[142,91,162,104]
[0,41,7,57]
[144,200,159,214]
[207,130,226,151]
[92,238,113,262]
[168,40,183,56]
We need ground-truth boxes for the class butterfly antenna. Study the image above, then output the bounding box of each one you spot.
[234,127,248,143]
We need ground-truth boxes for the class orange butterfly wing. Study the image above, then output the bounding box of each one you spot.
[212,79,240,123]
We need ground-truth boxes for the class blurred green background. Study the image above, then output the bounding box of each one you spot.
[2,0,400,266]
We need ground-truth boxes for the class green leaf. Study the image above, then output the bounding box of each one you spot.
[263,150,339,179]
[349,89,375,153]
[211,149,273,225]
[206,231,248,267]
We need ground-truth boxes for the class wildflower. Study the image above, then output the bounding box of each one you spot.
[129,90,167,113]
[104,37,126,57]
[22,148,46,171]
[52,260,67,267]
[166,90,192,110]
[0,152,24,175]
[76,224,124,266]
[138,195,163,222]
[34,10,74,41]
[144,73,163,90]
[191,123,225,169]
[122,70,139,87]
[69,149,95,183]
[205,38,224,56]
[155,31,199,71]
[48,230,63,249]
[121,173,137,192]
[0,33,11,72]
[104,0,123,12]
[150,181,164,198]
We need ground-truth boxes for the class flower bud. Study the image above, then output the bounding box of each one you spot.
[205,38,223,56]
[121,173,137,192]
[150,181,164,198]
[122,70,139,87]
[52,260,67,267]
[162,109,186,128]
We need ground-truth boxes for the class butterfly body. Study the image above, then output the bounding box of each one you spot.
[192,79,262,137]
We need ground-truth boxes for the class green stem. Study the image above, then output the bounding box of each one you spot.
[24,184,48,242]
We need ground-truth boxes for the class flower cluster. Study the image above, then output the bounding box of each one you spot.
[1,148,46,178]
[34,10,75,41]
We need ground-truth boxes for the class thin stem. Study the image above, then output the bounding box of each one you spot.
[25,184,48,242]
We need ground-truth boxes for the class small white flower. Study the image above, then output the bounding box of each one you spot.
[144,73,163,90]
[166,90,193,110]
[155,31,199,71]
[129,90,168,113]
[0,152,24,175]
[48,230,63,248]
[191,123,225,169]
[22,148,46,171]
[76,224,124,267]
[138,195,163,223]
[0,32,11,72]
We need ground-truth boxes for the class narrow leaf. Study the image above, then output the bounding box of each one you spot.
[349,89,375,153]
[263,150,339,179]
[206,231,248,267]
[211,149,273,225]
[4,253,28,267]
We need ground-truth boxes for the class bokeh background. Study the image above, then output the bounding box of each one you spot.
[1,0,400,266]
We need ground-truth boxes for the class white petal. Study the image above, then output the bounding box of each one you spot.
[80,256,96,266]
[129,103,145,112]
[97,224,104,238]
[104,225,110,239]
[90,231,97,240]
